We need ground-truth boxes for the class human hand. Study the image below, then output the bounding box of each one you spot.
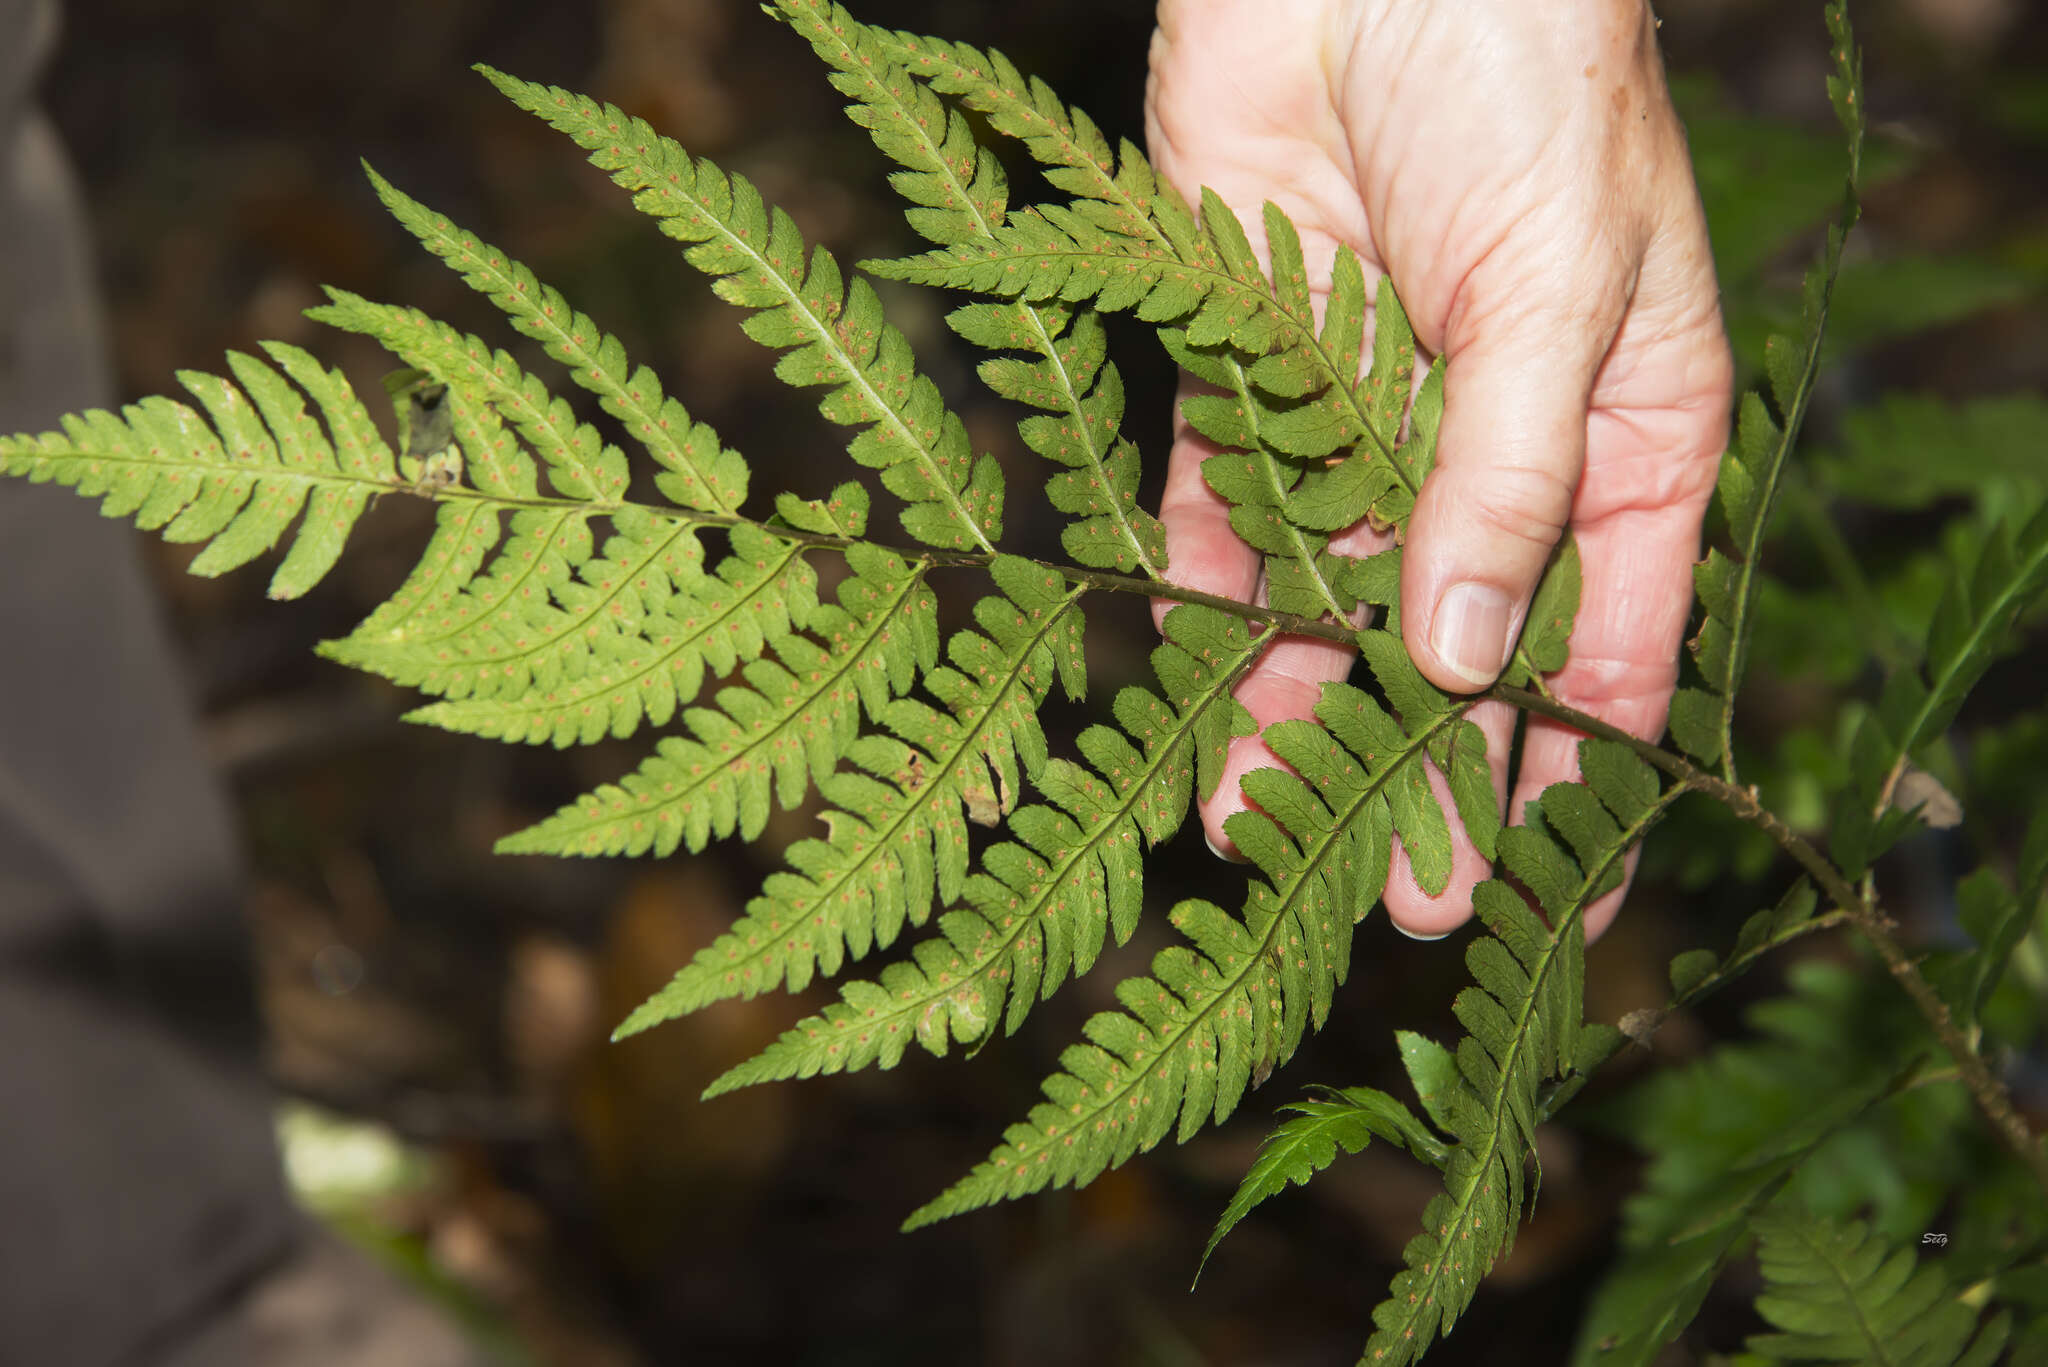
[1144,0,1733,940]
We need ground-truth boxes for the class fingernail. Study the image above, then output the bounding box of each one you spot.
[1203,831,1245,863]
[1431,581,1512,686]
[1393,921,1452,942]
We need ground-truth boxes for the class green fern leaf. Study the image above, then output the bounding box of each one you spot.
[1834,499,2048,874]
[0,343,396,600]
[900,653,1495,1230]
[479,65,1003,553]
[767,1,1010,250]
[1677,0,1865,777]
[866,28,1184,250]
[418,537,932,754]
[607,560,1084,1032]
[701,604,1263,1090]
[1166,325,1351,621]
[1925,812,2048,1037]
[767,0,1165,576]
[304,287,862,746]
[1200,1087,1445,1281]
[387,525,804,744]
[509,554,1069,860]
[1364,743,1677,1367]
[1747,1200,2009,1367]
[364,166,748,513]
[957,301,1166,573]
[870,200,1411,499]
[484,544,925,847]
[1570,955,1943,1367]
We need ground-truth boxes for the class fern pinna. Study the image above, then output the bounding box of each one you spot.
[6,1,2047,1362]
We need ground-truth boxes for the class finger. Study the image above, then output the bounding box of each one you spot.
[1198,633,1357,859]
[1400,294,1625,694]
[1152,371,1261,635]
[1378,697,1516,938]
[1509,400,1725,942]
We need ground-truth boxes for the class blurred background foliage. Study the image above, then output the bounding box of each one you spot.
[42,0,2048,1362]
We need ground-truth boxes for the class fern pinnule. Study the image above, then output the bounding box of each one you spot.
[0,343,396,601]
[1746,1201,2009,1367]
[864,26,1182,250]
[386,518,814,746]
[702,603,1266,1094]
[364,166,748,514]
[1201,1086,1448,1281]
[484,540,921,843]
[1364,741,1676,1367]
[607,558,1085,1036]
[478,65,1003,553]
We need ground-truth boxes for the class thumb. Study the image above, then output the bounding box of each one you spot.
[1400,317,1605,693]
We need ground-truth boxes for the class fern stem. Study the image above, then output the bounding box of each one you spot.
[379,479,1366,646]
[1497,683,2048,1204]
[1538,907,1855,1120]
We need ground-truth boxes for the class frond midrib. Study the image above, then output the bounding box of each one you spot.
[1371,783,1683,1352]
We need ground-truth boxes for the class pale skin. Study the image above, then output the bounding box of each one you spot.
[1146,0,1733,940]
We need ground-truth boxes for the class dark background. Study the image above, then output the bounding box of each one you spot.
[37,0,2048,1362]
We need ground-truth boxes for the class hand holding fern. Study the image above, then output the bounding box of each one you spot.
[1146,0,1732,939]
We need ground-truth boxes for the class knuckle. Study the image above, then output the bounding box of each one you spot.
[1461,463,1576,552]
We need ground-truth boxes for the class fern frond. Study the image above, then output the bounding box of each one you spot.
[1670,0,1864,775]
[419,534,930,752]
[901,645,1496,1231]
[364,166,749,513]
[479,66,1002,552]
[607,559,1084,1031]
[1364,742,1678,1367]
[323,506,725,725]
[957,301,1166,573]
[701,604,1264,1091]
[1570,958,1940,1367]
[1834,499,2048,873]
[303,288,851,746]
[865,27,1182,249]
[1747,1200,2010,1367]
[1200,1086,1447,1281]
[0,343,395,600]
[775,2,1165,576]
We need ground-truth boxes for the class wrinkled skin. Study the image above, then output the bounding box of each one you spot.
[1145,0,1732,940]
